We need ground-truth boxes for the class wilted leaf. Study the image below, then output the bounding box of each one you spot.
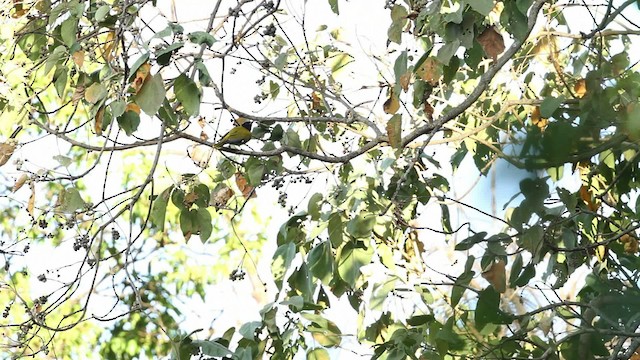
[212,186,234,207]
[95,105,105,135]
[574,78,586,98]
[72,84,85,104]
[12,0,28,18]
[383,88,400,114]
[399,71,411,92]
[235,172,256,199]
[0,140,17,167]
[386,114,402,149]
[85,83,107,104]
[72,50,84,68]
[13,174,28,192]
[481,259,506,293]
[125,102,141,114]
[416,57,441,85]
[477,26,505,61]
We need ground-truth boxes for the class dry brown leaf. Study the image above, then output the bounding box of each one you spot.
[399,71,411,92]
[130,62,151,94]
[197,117,206,128]
[212,186,234,207]
[13,173,28,192]
[184,191,199,208]
[125,103,141,114]
[311,92,322,110]
[481,259,506,293]
[27,183,35,216]
[72,50,84,68]
[477,26,505,61]
[383,88,400,114]
[416,57,441,85]
[95,105,105,136]
[11,0,27,18]
[574,79,586,98]
[531,106,548,130]
[200,131,209,141]
[0,140,17,167]
[72,84,85,104]
[235,172,257,199]
[101,31,117,63]
[424,102,434,120]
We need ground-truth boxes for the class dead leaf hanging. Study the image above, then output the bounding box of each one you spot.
[477,26,505,62]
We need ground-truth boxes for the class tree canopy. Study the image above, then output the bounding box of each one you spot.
[1,0,640,359]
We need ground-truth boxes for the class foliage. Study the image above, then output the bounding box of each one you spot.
[1,0,640,359]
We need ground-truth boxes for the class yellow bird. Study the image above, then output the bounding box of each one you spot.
[214,118,252,148]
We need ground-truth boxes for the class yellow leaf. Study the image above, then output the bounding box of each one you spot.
[579,185,599,211]
[27,183,35,216]
[383,88,400,114]
[574,79,586,98]
[481,259,506,293]
[101,31,117,63]
[531,106,548,130]
[130,62,151,94]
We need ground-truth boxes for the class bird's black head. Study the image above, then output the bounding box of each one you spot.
[241,121,252,130]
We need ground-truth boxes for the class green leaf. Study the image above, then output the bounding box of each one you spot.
[388,5,408,44]
[518,225,543,255]
[188,31,215,47]
[150,186,172,231]
[196,208,212,241]
[338,241,373,286]
[475,287,514,330]
[173,74,201,117]
[156,42,184,66]
[437,40,460,64]
[540,95,565,118]
[134,73,166,116]
[345,214,375,238]
[53,66,68,98]
[308,241,334,283]
[307,193,323,220]
[239,321,261,340]
[57,187,87,213]
[245,158,266,186]
[129,53,150,78]
[327,0,339,14]
[95,5,110,21]
[117,110,140,136]
[328,212,344,248]
[193,340,232,357]
[60,17,78,46]
[465,0,494,15]
[393,51,408,83]
[307,348,330,360]
[455,232,487,251]
[179,209,198,239]
[195,60,212,86]
[451,269,473,307]
[272,242,296,288]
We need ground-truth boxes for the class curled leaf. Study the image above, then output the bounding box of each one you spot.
[386,114,402,149]
[530,106,548,130]
[13,173,28,192]
[416,57,441,85]
[131,62,151,94]
[95,105,105,136]
[212,186,234,207]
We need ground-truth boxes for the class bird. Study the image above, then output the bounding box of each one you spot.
[214,118,252,148]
